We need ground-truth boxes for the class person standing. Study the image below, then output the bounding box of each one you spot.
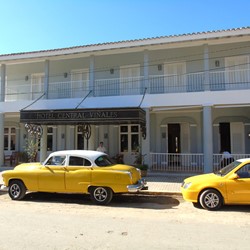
[96,142,107,153]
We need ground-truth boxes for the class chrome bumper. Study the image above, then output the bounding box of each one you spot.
[0,185,8,191]
[127,179,148,193]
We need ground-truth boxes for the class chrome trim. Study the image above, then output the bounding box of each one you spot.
[127,178,147,193]
[0,185,8,191]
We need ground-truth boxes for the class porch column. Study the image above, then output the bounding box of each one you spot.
[203,105,213,173]
[66,125,75,150]
[142,108,150,167]
[0,113,4,166]
[1,64,6,102]
[143,50,149,91]
[89,55,95,96]
[40,125,47,162]
[44,60,49,99]
[203,44,210,91]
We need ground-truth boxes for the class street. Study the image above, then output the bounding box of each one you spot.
[0,191,249,250]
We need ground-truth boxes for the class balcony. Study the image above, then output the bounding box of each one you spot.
[4,68,250,101]
[150,153,250,174]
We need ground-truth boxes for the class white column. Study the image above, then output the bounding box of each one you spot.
[66,125,74,150]
[44,60,49,99]
[88,125,96,150]
[40,125,47,162]
[203,105,213,173]
[52,126,57,151]
[143,50,149,90]
[142,108,150,167]
[89,55,95,96]
[203,44,210,91]
[1,64,6,102]
[0,112,4,165]
[15,127,20,151]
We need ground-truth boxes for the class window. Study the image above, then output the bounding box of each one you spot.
[47,127,53,151]
[237,164,250,178]
[120,64,140,95]
[71,69,89,98]
[69,156,91,166]
[45,155,66,165]
[120,125,139,153]
[4,127,16,151]
[31,73,44,99]
[164,62,186,92]
[225,56,249,89]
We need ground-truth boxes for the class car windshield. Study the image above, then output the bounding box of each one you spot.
[95,155,115,167]
[215,160,241,176]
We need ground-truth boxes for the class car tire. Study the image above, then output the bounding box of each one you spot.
[199,189,223,211]
[89,186,113,205]
[8,180,27,200]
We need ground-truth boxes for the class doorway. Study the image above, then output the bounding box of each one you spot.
[219,123,231,152]
[168,124,181,165]
[120,125,140,165]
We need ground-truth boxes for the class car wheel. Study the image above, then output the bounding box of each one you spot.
[199,189,223,210]
[8,180,27,200]
[89,186,113,205]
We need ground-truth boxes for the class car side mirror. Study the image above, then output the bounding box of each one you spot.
[228,173,239,180]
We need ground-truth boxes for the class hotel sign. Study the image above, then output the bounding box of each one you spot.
[20,108,146,125]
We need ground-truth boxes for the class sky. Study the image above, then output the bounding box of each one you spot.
[0,0,249,55]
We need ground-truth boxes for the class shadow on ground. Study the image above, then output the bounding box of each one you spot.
[18,192,181,210]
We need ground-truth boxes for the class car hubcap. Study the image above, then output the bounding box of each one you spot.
[204,193,219,208]
[94,187,107,202]
[10,184,20,198]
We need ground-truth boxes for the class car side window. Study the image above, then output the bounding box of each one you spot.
[69,156,91,166]
[236,164,250,178]
[46,156,66,166]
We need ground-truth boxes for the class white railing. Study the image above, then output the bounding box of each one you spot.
[5,82,44,101]
[209,68,250,90]
[150,153,204,173]
[213,153,250,172]
[150,153,250,174]
[4,68,250,101]
[48,80,90,99]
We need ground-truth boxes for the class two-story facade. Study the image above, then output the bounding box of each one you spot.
[1,27,250,173]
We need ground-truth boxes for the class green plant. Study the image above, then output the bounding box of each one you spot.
[24,137,39,162]
[135,164,148,171]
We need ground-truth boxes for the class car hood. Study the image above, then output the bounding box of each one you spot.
[184,173,221,183]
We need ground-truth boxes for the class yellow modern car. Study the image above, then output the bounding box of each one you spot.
[1,150,147,205]
[181,158,250,210]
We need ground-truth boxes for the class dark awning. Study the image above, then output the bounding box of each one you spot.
[20,107,146,125]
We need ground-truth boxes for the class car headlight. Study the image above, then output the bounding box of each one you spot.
[183,182,192,189]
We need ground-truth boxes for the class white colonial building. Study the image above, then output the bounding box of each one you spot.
[1,27,250,173]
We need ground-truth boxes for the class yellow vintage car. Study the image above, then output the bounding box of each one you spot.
[181,158,250,210]
[1,150,147,205]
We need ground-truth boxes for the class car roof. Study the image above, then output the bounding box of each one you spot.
[236,158,250,163]
[48,150,106,160]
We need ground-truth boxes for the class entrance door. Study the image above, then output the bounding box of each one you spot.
[120,125,140,165]
[219,122,245,154]
[168,124,181,165]
[219,123,231,152]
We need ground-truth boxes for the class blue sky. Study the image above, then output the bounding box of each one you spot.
[0,0,249,54]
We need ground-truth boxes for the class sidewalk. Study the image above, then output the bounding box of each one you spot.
[0,167,187,194]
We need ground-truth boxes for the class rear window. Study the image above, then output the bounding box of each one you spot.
[95,155,114,167]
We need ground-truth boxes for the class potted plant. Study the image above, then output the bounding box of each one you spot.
[134,150,148,177]
[135,163,148,177]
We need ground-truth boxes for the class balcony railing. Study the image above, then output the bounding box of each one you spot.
[150,153,250,174]
[4,68,250,101]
